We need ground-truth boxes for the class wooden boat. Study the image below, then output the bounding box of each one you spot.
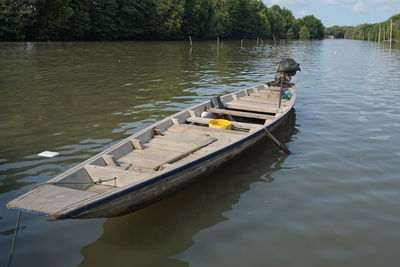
[7,81,297,219]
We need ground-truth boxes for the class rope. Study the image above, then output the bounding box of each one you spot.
[7,210,21,267]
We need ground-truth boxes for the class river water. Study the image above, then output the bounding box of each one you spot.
[0,39,399,266]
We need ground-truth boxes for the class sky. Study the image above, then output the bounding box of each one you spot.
[262,0,400,27]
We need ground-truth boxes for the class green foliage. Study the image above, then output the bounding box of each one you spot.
[325,25,347,39]
[286,28,294,40]
[182,0,215,38]
[325,13,399,42]
[299,26,310,40]
[29,0,73,40]
[0,0,36,40]
[0,0,326,41]
[65,0,90,40]
[297,15,324,39]
[116,0,157,39]
[155,0,185,38]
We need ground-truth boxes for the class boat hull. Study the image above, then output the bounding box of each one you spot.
[65,110,293,219]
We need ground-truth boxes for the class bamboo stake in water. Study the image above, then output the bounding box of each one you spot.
[8,210,21,267]
[189,36,192,47]
[378,24,381,43]
[263,128,291,154]
[217,36,219,47]
[241,39,243,48]
[390,19,393,49]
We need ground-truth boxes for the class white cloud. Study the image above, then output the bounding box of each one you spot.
[300,9,309,16]
[268,0,304,5]
[325,0,366,12]
[371,0,392,3]
[325,0,357,4]
[353,0,366,11]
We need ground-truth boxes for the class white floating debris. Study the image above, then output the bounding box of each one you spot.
[38,151,59,158]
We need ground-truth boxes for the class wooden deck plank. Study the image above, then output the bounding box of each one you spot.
[7,185,98,214]
[158,131,211,144]
[238,96,279,104]
[224,100,278,113]
[85,165,150,187]
[230,99,279,108]
[186,117,262,130]
[206,108,275,120]
[119,136,218,171]
[145,139,198,153]
[169,124,246,137]
[122,148,182,162]
[117,156,164,171]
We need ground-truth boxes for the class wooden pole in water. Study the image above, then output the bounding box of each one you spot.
[241,39,243,48]
[273,34,277,45]
[257,37,259,46]
[189,36,192,46]
[7,210,21,267]
[384,26,386,41]
[263,128,291,154]
[378,24,381,43]
[390,19,393,49]
[217,36,220,47]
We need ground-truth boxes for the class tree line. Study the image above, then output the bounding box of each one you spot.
[325,13,400,42]
[0,0,325,41]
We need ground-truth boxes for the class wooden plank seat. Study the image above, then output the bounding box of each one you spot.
[168,124,246,138]
[117,137,217,171]
[224,100,278,114]
[85,165,151,187]
[145,138,200,153]
[156,131,210,143]
[238,96,280,104]
[186,116,262,131]
[206,108,275,120]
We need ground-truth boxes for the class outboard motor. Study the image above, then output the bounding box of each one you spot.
[275,58,301,84]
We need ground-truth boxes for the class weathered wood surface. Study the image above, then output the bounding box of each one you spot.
[186,116,262,130]
[85,165,150,187]
[224,100,278,113]
[8,185,98,214]
[238,96,280,104]
[119,135,217,171]
[145,139,199,153]
[168,124,246,138]
[206,108,275,120]
[102,155,119,166]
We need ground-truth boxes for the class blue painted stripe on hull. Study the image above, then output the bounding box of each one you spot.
[17,208,51,217]
[58,110,291,218]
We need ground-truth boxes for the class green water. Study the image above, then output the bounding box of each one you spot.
[1,40,400,266]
